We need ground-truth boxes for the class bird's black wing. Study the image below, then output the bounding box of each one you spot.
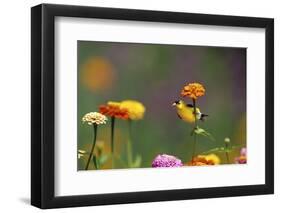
[177,113,182,119]
[186,103,193,107]
[199,114,209,121]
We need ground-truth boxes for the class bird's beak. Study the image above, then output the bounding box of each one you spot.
[172,102,176,106]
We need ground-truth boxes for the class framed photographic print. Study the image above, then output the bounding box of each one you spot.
[31,3,274,209]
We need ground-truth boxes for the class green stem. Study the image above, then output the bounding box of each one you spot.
[225,152,230,164]
[192,98,197,162]
[225,142,230,164]
[85,124,97,170]
[127,119,133,167]
[111,117,115,169]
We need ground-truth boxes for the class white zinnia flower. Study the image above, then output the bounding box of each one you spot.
[78,150,86,159]
[82,112,107,125]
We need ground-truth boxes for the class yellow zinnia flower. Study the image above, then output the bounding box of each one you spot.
[120,100,146,120]
[202,154,220,164]
[107,101,121,107]
[187,153,220,166]
[181,82,205,99]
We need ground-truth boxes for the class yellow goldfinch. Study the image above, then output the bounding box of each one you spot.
[172,100,208,123]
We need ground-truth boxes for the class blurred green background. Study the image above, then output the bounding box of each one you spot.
[77,41,246,170]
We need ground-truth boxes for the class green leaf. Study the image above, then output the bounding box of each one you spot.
[98,154,109,165]
[92,155,98,169]
[230,145,244,150]
[193,127,215,141]
[202,147,225,154]
[131,155,142,168]
[202,145,244,155]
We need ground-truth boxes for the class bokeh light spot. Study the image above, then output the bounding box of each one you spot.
[80,57,116,92]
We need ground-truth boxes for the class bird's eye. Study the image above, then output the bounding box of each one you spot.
[174,100,180,104]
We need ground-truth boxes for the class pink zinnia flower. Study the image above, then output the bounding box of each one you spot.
[152,154,183,168]
[240,147,247,156]
[235,147,247,164]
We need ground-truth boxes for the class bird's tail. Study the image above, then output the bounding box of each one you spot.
[200,114,209,121]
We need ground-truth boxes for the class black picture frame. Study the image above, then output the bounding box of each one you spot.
[31,3,274,209]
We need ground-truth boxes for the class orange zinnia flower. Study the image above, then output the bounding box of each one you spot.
[181,82,205,99]
[187,154,220,166]
[99,102,129,120]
